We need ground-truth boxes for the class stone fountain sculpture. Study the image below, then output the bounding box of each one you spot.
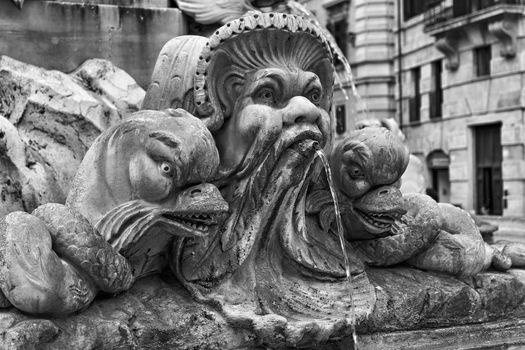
[144,12,373,346]
[326,126,515,275]
[1,10,525,350]
[0,109,227,316]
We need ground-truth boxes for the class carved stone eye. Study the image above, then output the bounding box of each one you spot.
[348,165,364,179]
[256,88,275,103]
[160,162,173,177]
[307,89,322,104]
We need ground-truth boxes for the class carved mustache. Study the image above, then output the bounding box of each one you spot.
[235,124,324,179]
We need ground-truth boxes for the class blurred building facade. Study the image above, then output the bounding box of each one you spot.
[399,0,525,217]
[307,0,525,217]
[303,0,397,141]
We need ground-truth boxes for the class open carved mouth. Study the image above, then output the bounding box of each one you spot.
[289,138,320,159]
[353,207,404,232]
[288,131,322,153]
[162,212,223,235]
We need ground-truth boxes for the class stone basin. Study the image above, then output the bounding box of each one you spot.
[2,267,524,349]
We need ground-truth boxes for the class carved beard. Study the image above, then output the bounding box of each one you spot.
[175,123,322,290]
[174,123,372,330]
[172,115,374,337]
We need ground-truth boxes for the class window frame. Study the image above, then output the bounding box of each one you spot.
[474,45,492,77]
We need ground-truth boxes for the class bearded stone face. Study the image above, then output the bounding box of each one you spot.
[177,66,333,284]
[214,66,331,180]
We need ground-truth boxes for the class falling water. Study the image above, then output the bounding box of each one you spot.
[336,55,371,120]
[334,72,350,102]
[315,149,358,349]
[341,57,359,98]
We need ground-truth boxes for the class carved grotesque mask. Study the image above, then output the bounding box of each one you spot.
[202,28,334,180]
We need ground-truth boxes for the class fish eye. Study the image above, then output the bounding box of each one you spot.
[159,162,173,177]
[348,165,364,179]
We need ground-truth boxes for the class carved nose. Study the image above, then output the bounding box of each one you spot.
[375,186,401,199]
[176,183,229,213]
[378,188,390,196]
[283,96,321,126]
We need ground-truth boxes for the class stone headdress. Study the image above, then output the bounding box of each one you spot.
[144,12,335,132]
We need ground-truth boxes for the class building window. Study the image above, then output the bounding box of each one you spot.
[327,19,348,58]
[474,45,491,77]
[404,0,426,21]
[430,60,443,119]
[335,105,346,134]
[475,123,503,215]
[409,67,421,123]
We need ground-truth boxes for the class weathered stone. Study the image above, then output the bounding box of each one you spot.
[71,59,145,116]
[0,269,524,349]
[359,319,525,350]
[0,110,226,317]
[2,9,525,350]
[0,1,187,87]
[364,267,525,333]
[3,319,60,350]
[0,114,64,214]
[0,276,245,350]
[0,56,145,210]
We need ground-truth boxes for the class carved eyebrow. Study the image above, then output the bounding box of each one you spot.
[342,141,372,167]
[255,71,285,91]
[304,75,321,89]
[149,132,179,149]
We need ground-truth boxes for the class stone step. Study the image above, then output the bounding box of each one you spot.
[359,319,525,350]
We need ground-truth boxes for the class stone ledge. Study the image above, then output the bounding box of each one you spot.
[364,268,525,334]
[359,319,525,350]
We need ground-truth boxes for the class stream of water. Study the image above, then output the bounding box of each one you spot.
[336,55,371,123]
[315,149,358,349]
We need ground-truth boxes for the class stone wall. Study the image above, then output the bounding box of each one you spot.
[0,0,187,87]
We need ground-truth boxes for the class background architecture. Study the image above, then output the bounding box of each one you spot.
[4,0,525,220]
[307,0,525,220]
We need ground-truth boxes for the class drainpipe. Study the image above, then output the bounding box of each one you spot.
[397,0,404,130]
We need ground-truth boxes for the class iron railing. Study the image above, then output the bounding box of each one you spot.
[424,0,525,29]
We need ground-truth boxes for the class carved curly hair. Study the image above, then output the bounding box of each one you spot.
[194,12,335,131]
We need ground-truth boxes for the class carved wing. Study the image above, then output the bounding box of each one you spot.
[11,0,23,9]
[176,0,252,24]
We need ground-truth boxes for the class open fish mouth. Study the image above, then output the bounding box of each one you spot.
[353,207,404,233]
[97,199,229,253]
[161,211,225,235]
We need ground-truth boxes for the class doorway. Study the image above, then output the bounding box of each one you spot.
[427,150,450,203]
[474,123,503,215]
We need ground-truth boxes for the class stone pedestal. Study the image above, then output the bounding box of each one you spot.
[0,0,186,87]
